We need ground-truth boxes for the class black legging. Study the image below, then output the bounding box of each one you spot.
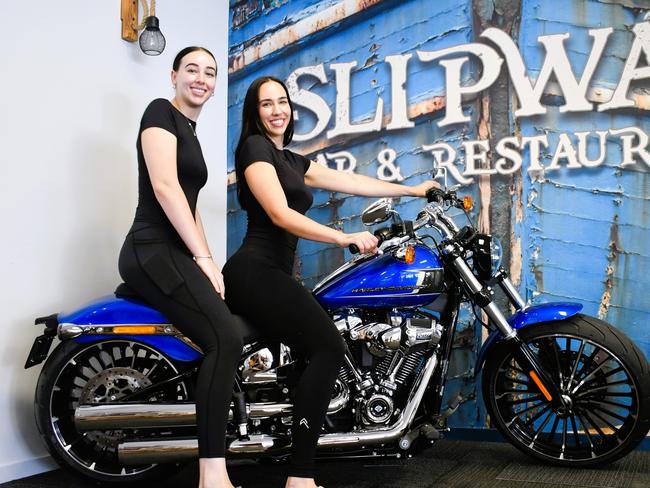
[223,245,345,478]
[118,226,243,458]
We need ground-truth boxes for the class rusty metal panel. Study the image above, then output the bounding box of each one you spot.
[227,0,484,428]
[227,0,479,281]
[517,0,650,363]
[227,0,650,432]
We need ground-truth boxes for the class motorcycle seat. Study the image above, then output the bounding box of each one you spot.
[115,282,143,301]
[114,283,263,343]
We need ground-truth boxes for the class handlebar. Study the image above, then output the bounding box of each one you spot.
[348,216,429,255]
[348,244,360,254]
[347,187,465,255]
[426,186,466,209]
[348,230,385,255]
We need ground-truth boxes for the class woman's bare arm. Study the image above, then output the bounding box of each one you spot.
[142,127,224,297]
[244,162,378,253]
[304,161,437,197]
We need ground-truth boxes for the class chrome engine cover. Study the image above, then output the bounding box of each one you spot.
[335,311,443,357]
[361,393,394,425]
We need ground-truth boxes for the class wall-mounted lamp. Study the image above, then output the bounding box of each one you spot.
[121,0,166,56]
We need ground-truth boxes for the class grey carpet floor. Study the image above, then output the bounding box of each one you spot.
[2,440,649,488]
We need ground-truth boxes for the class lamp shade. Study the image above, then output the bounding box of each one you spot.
[139,16,165,56]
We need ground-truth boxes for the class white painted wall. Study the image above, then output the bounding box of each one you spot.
[0,1,228,482]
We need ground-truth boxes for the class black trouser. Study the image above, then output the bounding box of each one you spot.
[118,225,243,458]
[223,245,345,478]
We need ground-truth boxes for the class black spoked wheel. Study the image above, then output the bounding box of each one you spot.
[35,339,192,484]
[483,314,650,467]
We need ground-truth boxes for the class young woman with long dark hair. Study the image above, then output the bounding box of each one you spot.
[118,47,242,488]
[222,76,437,488]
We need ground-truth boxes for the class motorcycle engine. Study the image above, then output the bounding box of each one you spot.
[332,311,442,427]
[334,312,443,357]
[236,311,443,434]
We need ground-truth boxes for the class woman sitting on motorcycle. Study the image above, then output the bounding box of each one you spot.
[118,47,243,488]
[222,76,437,488]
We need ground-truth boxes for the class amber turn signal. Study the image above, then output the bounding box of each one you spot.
[463,195,474,211]
[405,245,416,264]
[112,326,157,334]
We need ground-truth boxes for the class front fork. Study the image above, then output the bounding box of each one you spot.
[445,247,563,406]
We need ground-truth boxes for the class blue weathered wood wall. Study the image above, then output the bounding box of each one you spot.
[227,0,650,430]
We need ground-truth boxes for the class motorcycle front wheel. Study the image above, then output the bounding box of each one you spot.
[34,339,193,484]
[482,314,650,467]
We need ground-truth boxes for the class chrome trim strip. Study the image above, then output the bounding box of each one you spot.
[59,322,175,336]
[336,293,439,300]
[57,323,204,353]
[57,324,84,339]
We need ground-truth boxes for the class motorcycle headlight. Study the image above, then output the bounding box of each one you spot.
[473,234,503,281]
[490,237,503,274]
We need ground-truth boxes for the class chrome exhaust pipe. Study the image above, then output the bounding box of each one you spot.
[76,403,196,430]
[118,438,198,465]
[118,435,287,465]
[76,383,349,431]
[117,356,437,465]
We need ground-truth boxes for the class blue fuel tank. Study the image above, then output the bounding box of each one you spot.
[313,244,445,309]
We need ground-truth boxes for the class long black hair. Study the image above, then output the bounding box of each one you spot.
[235,76,295,204]
[172,46,216,71]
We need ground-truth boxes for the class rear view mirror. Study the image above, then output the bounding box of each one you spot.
[361,198,393,226]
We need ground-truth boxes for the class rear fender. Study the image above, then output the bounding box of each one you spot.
[33,295,202,364]
[73,335,202,362]
[62,295,201,361]
[475,302,583,374]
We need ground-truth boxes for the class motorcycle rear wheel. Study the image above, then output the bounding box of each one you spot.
[482,314,650,467]
[35,339,192,484]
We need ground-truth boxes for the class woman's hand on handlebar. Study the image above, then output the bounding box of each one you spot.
[337,231,379,255]
[411,180,441,197]
[195,257,225,300]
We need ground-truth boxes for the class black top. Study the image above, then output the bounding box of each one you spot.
[133,98,207,228]
[236,134,313,270]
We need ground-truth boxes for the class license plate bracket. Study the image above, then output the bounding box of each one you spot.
[25,334,55,369]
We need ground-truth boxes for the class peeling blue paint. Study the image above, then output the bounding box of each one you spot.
[519,0,650,367]
[228,0,650,432]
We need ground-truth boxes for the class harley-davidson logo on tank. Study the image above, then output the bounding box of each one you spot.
[227,0,650,429]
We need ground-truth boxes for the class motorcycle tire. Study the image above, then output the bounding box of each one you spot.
[482,313,650,467]
[34,338,191,485]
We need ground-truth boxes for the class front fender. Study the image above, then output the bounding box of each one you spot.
[475,302,583,374]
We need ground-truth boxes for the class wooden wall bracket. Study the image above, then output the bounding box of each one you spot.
[121,0,138,42]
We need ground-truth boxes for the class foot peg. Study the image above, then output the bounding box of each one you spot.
[441,393,464,418]
[232,392,249,440]
[399,423,442,450]
[420,423,442,440]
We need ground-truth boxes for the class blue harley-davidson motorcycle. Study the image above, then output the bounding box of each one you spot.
[26,187,650,484]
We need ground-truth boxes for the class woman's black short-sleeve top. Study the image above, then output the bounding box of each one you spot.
[236,134,313,268]
[133,98,207,227]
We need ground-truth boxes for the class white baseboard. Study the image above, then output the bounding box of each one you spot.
[0,455,58,484]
